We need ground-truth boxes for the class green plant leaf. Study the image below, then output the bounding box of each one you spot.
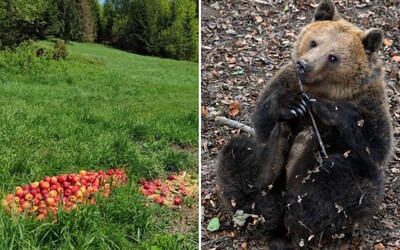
[232,210,251,226]
[207,217,220,232]
[232,69,243,75]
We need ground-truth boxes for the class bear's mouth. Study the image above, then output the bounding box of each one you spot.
[296,73,315,85]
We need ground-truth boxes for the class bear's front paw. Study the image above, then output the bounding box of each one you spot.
[276,93,309,120]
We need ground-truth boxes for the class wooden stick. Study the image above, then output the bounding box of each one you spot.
[294,70,328,157]
[216,116,256,136]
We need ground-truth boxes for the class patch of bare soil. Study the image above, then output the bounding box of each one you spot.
[201,0,400,249]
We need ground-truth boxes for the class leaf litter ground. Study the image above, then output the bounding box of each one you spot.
[201,0,400,249]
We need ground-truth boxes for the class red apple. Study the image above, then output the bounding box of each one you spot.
[67,174,74,182]
[37,213,46,220]
[20,201,31,210]
[76,190,84,199]
[153,196,164,204]
[30,189,38,196]
[41,186,49,194]
[64,189,72,197]
[173,197,182,206]
[168,175,178,181]
[45,197,55,206]
[5,194,14,202]
[34,193,43,200]
[15,188,24,198]
[143,183,151,190]
[49,190,58,198]
[57,175,66,183]
[154,179,162,187]
[71,186,79,194]
[80,178,87,186]
[49,176,58,185]
[54,196,60,203]
[71,175,79,183]
[24,193,33,201]
[39,181,50,190]
[69,195,77,202]
[13,197,20,204]
[63,181,71,189]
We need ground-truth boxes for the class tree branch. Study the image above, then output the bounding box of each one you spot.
[216,116,256,136]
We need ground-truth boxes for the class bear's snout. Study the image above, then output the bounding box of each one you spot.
[295,60,310,74]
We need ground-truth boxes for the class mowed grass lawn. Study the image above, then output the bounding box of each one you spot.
[0,41,198,249]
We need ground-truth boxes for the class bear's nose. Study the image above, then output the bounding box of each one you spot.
[295,60,310,74]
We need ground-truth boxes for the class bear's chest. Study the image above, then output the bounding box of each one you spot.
[295,115,347,155]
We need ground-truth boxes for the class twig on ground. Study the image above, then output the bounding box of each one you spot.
[216,116,256,136]
[247,0,271,5]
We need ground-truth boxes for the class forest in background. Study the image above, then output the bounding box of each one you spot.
[0,0,198,61]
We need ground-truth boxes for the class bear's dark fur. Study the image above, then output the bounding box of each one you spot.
[216,0,393,248]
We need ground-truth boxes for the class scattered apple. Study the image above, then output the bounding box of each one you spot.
[2,168,127,221]
[173,197,182,206]
[139,171,197,208]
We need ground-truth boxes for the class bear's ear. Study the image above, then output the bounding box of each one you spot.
[362,28,383,54]
[314,0,341,21]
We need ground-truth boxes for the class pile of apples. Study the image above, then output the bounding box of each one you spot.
[2,169,126,220]
[139,170,197,207]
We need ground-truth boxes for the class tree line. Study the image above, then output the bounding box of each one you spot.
[0,0,198,61]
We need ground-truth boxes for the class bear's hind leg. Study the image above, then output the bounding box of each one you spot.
[285,127,317,189]
[216,123,292,240]
[285,156,383,247]
[216,122,291,212]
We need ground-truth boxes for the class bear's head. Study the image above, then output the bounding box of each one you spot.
[291,0,383,100]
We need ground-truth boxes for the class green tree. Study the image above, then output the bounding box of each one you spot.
[100,0,117,43]
[81,0,96,42]
[159,0,198,61]
[88,0,102,42]
[0,0,50,49]
[127,0,172,54]
[179,0,198,61]
[53,0,83,42]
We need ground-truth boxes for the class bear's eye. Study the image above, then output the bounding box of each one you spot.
[310,41,317,48]
[329,55,338,63]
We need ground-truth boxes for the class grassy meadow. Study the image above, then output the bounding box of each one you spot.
[0,41,198,249]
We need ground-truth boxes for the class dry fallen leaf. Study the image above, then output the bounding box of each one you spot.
[361,16,369,25]
[383,38,393,46]
[231,198,237,208]
[229,100,240,117]
[374,243,385,250]
[381,219,395,229]
[255,16,263,23]
[392,55,400,63]
[202,106,208,117]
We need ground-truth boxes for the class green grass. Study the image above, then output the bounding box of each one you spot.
[0,41,198,249]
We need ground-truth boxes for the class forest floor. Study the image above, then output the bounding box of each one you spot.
[201,0,400,249]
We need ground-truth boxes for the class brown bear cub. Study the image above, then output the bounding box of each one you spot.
[216,0,393,248]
